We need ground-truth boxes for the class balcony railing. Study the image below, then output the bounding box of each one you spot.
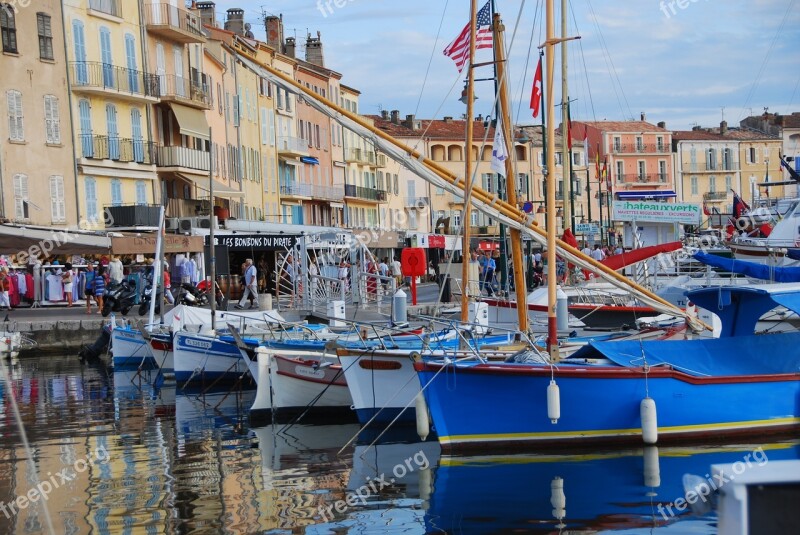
[89,0,121,18]
[346,148,373,164]
[376,153,387,167]
[155,145,209,171]
[311,184,344,201]
[70,62,160,98]
[683,162,740,172]
[404,196,430,207]
[620,173,670,183]
[280,183,313,197]
[277,136,308,154]
[79,134,156,164]
[105,204,161,227]
[344,184,387,202]
[158,74,211,108]
[703,191,728,201]
[611,143,671,154]
[144,3,205,43]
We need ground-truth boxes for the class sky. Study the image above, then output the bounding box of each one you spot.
[206,0,800,132]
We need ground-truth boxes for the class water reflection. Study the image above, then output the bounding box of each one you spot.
[0,356,798,534]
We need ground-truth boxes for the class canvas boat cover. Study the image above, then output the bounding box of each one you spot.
[693,251,800,283]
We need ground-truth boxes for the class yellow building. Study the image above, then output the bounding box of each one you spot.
[0,0,78,228]
[64,0,159,227]
[254,43,281,223]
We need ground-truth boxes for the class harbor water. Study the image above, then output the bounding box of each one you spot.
[1,354,798,534]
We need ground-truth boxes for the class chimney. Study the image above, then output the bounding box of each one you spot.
[196,1,216,28]
[657,121,666,129]
[404,114,416,129]
[720,120,728,135]
[305,31,325,67]
[380,110,389,120]
[265,14,284,50]
[692,125,702,131]
[443,116,453,124]
[476,114,483,123]
[390,110,400,124]
[284,37,296,58]
[224,8,245,35]
[640,112,646,122]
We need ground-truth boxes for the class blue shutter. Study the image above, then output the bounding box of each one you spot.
[136,180,147,205]
[100,27,113,87]
[72,20,87,84]
[131,108,143,162]
[85,177,97,221]
[111,179,122,206]
[106,104,119,160]
[78,100,92,157]
[124,34,138,93]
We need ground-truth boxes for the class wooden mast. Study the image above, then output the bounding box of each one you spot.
[460,0,478,324]
[544,0,559,357]
[492,12,528,332]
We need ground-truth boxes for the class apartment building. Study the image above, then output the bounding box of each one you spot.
[1,0,77,227]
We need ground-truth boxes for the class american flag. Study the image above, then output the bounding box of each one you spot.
[443,1,493,72]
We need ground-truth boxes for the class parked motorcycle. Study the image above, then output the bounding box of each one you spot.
[101,280,137,317]
[178,282,209,307]
[138,276,161,316]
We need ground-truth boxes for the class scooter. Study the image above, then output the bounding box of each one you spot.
[178,282,209,307]
[138,276,161,316]
[101,279,137,317]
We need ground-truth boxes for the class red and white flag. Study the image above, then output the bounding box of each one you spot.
[443,1,493,72]
[530,57,543,118]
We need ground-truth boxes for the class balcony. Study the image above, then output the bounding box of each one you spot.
[344,184,387,202]
[79,135,157,164]
[404,196,430,208]
[158,75,211,109]
[277,136,309,158]
[311,184,344,201]
[70,62,160,103]
[345,148,371,165]
[683,162,740,173]
[280,183,313,198]
[611,143,671,154]
[166,198,209,218]
[89,0,121,18]
[144,3,205,44]
[703,191,728,201]
[621,174,670,184]
[155,145,209,172]
[105,204,161,228]
[375,153,387,168]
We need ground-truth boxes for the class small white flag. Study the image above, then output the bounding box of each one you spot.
[490,117,508,176]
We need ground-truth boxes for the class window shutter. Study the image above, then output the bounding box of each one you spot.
[14,174,28,219]
[268,109,275,146]
[7,90,17,141]
[50,175,65,223]
[260,107,268,144]
[44,95,60,144]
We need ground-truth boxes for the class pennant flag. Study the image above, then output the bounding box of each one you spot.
[529,57,543,118]
[703,203,711,216]
[731,189,750,219]
[443,1,493,72]
[595,144,601,179]
[565,105,573,150]
[583,130,589,164]
[602,157,611,192]
[490,116,508,176]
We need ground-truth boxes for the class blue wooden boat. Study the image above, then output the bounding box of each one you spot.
[415,284,800,453]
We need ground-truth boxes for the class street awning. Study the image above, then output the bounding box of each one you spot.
[177,173,246,197]
[616,190,677,200]
[112,234,205,254]
[0,224,111,260]
[300,156,319,165]
[169,103,209,140]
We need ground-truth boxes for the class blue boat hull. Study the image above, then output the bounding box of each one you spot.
[173,332,250,384]
[417,360,800,453]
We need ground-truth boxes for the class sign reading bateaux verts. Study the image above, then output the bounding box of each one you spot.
[612,201,701,225]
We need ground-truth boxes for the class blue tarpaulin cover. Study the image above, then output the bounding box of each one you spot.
[693,251,800,282]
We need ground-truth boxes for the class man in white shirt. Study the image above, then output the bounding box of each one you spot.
[591,244,606,262]
[581,243,592,257]
[390,257,402,286]
[108,256,124,283]
[235,258,259,309]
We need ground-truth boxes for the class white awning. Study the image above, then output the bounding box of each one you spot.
[169,103,209,140]
[176,173,246,197]
[78,164,157,181]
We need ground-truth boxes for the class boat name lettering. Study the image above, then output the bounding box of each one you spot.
[184,338,213,349]
[294,366,326,379]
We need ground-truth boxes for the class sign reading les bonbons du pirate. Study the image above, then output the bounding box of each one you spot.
[612,201,701,225]
[206,234,299,250]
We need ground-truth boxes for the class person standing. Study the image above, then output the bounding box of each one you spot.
[108,256,124,284]
[378,257,389,293]
[84,263,96,314]
[390,257,402,287]
[93,265,106,314]
[62,262,74,307]
[482,252,496,296]
[163,266,174,305]
[591,244,606,262]
[0,269,10,311]
[235,258,259,309]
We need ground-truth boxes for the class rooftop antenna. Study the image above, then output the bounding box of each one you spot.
[721,106,725,122]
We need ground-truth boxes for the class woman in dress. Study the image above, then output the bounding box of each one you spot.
[62,262,74,307]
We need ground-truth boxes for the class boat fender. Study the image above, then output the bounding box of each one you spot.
[547,380,560,424]
[640,397,658,444]
[419,466,432,507]
[409,351,422,363]
[550,476,566,522]
[643,445,661,490]
[415,393,430,441]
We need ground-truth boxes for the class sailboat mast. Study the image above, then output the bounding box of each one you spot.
[461,0,479,324]
[492,12,529,332]
[544,0,560,357]
[560,0,571,231]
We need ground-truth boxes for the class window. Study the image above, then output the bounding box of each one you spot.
[656,136,664,151]
[1,6,17,54]
[748,147,757,164]
[709,175,716,193]
[99,27,113,87]
[13,173,28,219]
[690,176,698,195]
[635,136,643,151]
[453,210,462,229]
[44,95,60,144]
[37,13,53,60]
[616,160,624,182]
[110,179,122,206]
[637,161,646,180]
[613,136,621,152]
[658,160,666,182]
[78,99,92,157]
[131,108,144,162]
[72,20,87,84]
[6,89,23,141]
[106,104,119,160]
[49,175,65,223]
[722,148,733,170]
[85,177,98,222]
[725,175,732,191]
[136,180,146,204]
[124,33,138,92]
[393,174,399,195]
[573,152,582,166]
[706,148,717,170]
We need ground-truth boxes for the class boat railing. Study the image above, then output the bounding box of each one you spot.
[308,273,350,314]
[354,271,396,309]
